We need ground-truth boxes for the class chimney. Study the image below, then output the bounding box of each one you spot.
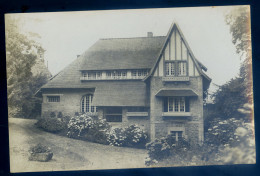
[147,32,153,37]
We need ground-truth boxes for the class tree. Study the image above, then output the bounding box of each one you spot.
[5,15,49,118]
[225,6,252,104]
[206,6,252,121]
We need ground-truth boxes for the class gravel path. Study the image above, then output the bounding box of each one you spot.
[9,118,148,173]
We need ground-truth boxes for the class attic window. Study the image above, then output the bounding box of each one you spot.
[165,61,187,77]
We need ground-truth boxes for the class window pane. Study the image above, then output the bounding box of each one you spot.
[81,94,96,113]
[166,63,170,76]
[170,63,175,76]
[169,97,173,112]
[178,62,187,76]
[174,98,179,112]
[180,97,185,112]
[177,131,183,141]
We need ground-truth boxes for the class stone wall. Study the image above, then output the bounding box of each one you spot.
[149,76,204,145]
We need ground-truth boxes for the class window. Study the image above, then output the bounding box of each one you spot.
[178,62,187,76]
[131,70,137,77]
[47,96,60,102]
[170,131,183,141]
[131,69,148,78]
[165,62,175,76]
[106,71,112,78]
[165,61,187,76]
[81,94,96,113]
[122,71,127,78]
[164,97,189,112]
[104,107,122,122]
[96,72,102,79]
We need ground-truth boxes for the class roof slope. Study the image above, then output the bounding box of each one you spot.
[79,36,166,70]
[41,36,165,89]
[92,81,147,107]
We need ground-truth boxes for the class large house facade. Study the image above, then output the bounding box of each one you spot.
[36,23,211,144]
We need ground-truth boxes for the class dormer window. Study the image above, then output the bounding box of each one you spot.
[81,69,149,80]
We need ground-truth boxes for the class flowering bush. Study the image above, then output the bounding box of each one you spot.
[107,128,127,147]
[107,125,148,148]
[145,134,191,166]
[205,118,254,148]
[67,113,111,144]
[205,118,255,164]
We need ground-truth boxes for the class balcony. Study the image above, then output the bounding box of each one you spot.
[162,76,189,82]
[126,112,148,117]
[162,112,191,117]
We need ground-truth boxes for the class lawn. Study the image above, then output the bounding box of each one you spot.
[8,118,148,172]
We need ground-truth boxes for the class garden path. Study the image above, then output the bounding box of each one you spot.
[9,118,148,173]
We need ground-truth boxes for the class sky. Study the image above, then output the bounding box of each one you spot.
[7,6,247,95]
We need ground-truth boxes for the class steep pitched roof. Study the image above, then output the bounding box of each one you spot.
[79,36,166,70]
[145,22,211,83]
[40,36,165,90]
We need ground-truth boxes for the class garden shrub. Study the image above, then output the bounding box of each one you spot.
[61,115,71,125]
[36,117,66,133]
[107,125,148,148]
[205,118,255,164]
[145,134,215,166]
[145,117,255,166]
[57,112,63,119]
[67,113,110,144]
[50,112,56,118]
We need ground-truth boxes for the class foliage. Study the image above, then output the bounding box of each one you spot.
[146,116,255,166]
[6,16,49,118]
[50,112,56,118]
[67,113,111,144]
[36,117,66,133]
[61,115,71,125]
[29,143,52,154]
[225,6,253,104]
[57,112,63,119]
[145,135,194,166]
[225,6,251,56]
[205,117,255,164]
[107,125,148,148]
[210,78,247,119]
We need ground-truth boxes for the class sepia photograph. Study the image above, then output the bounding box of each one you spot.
[5,5,255,173]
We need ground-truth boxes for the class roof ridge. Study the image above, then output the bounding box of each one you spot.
[100,36,166,40]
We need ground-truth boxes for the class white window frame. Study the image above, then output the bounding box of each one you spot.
[167,97,186,112]
[178,61,187,76]
[165,62,175,76]
[81,94,97,113]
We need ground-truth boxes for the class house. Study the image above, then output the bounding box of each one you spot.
[36,22,211,144]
